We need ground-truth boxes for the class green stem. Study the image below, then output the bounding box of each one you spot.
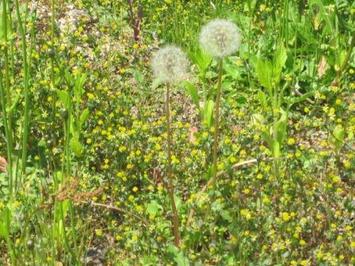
[0,72,12,188]
[14,0,31,178]
[272,86,280,178]
[210,58,223,186]
[1,0,14,194]
[4,207,16,264]
[166,84,180,247]
[6,0,16,81]
[62,109,71,178]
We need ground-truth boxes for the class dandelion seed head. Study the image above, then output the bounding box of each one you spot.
[151,45,189,84]
[199,19,241,58]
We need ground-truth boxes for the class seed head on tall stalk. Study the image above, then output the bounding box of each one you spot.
[199,19,241,186]
[151,45,189,247]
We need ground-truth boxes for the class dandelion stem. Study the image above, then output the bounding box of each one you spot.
[1,0,14,195]
[165,84,181,247]
[210,58,223,186]
[14,0,31,179]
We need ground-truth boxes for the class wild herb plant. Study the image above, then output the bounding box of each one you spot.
[151,45,189,247]
[55,71,88,261]
[0,0,354,264]
[57,72,89,174]
[252,43,288,178]
[198,19,241,186]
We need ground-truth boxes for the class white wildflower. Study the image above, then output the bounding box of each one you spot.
[199,19,241,58]
[151,45,189,84]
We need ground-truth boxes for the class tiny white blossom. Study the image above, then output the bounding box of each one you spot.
[151,45,189,84]
[199,19,241,58]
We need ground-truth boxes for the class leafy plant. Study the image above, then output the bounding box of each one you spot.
[252,43,288,176]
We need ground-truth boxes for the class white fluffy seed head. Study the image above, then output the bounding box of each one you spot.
[199,19,241,58]
[151,45,189,84]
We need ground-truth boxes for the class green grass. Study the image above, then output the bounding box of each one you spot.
[0,0,354,265]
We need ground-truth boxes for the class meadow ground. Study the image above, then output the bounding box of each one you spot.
[0,0,354,265]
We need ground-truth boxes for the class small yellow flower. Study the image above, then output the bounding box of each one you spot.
[260,4,266,11]
[95,229,103,237]
[262,195,270,205]
[343,160,351,169]
[287,138,296,145]
[300,260,309,266]
[242,188,250,194]
[282,212,291,222]
[240,209,252,220]
[119,145,127,152]
[131,234,138,242]
[128,195,135,202]
[229,156,237,163]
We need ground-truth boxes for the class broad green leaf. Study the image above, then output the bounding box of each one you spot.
[167,244,190,266]
[203,100,214,128]
[190,48,212,74]
[332,125,345,150]
[70,136,83,156]
[74,74,87,99]
[275,108,288,144]
[62,199,71,218]
[224,60,240,79]
[182,81,199,106]
[79,108,90,128]
[220,210,233,223]
[57,90,71,109]
[257,90,268,111]
[273,43,287,84]
[272,140,281,158]
[174,251,190,266]
[0,209,10,238]
[146,200,161,218]
[335,50,347,71]
[261,130,272,149]
[133,69,144,84]
[7,92,21,113]
[0,5,11,40]
[253,57,273,92]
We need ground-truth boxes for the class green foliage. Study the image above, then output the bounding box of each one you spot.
[0,0,354,265]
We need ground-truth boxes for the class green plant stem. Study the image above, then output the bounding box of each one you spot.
[14,0,31,178]
[63,112,71,177]
[6,0,16,79]
[272,96,280,178]
[4,207,16,264]
[210,58,223,186]
[1,0,14,194]
[165,84,180,247]
[0,73,13,195]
